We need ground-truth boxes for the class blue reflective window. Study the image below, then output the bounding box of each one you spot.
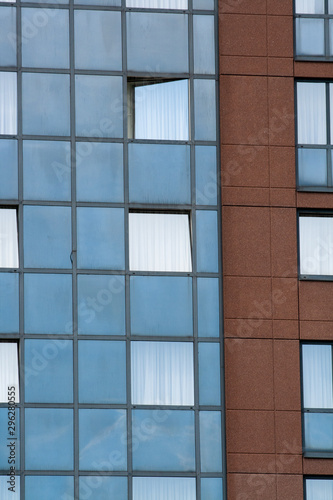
[296,18,325,56]
[193,16,215,74]
[298,149,327,187]
[201,478,223,500]
[78,275,125,335]
[128,144,190,204]
[195,146,217,206]
[197,278,219,337]
[79,409,127,471]
[79,476,127,500]
[199,411,222,472]
[25,476,74,500]
[132,410,195,471]
[21,8,69,68]
[77,208,125,270]
[23,206,72,268]
[196,211,219,272]
[0,140,17,200]
[0,409,19,470]
[0,273,19,333]
[76,142,123,203]
[25,409,73,470]
[127,13,188,73]
[0,7,16,66]
[22,73,70,136]
[75,75,123,138]
[75,11,122,70]
[130,276,193,336]
[23,141,71,201]
[24,274,72,334]
[194,79,216,141]
[193,0,214,9]
[25,339,73,403]
[304,413,333,451]
[78,341,126,403]
[75,0,120,5]
[199,343,221,405]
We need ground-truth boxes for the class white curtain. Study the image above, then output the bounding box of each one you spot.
[0,209,19,268]
[127,0,187,9]
[133,477,196,500]
[129,213,192,272]
[131,341,194,405]
[302,344,333,408]
[299,216,333,275]
[0,476,20,499]
[306,479,333,500]
[297,82,326,145]
[0,343,19,403]
[0,72,17,135]
[134,80,189,140]
[295,0,324,13]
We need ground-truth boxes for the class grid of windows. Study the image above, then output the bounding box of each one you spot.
[0,0,224,499]
[295,0,333,59]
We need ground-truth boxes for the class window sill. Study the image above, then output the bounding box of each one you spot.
[299,275,333,281]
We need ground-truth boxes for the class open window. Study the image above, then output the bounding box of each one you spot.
[0,342,19,403]
[127,78,189,141]
[0,208,19,268]
[129,211,192,272]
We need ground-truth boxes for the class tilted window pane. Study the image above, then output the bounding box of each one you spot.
[0,72,17,135]
[201,478,223,500]
[304,412,333,451]
[26,476,74,500]
[199,411,222,472]
[0,209,18,268]
[297,82,326,145]
[194,79,216,141]
[306,479,333,500]
[199,343,221,405]
[299,216,333,275]
[133,477,196,500]
[21,8,69,68]
[0,409,19,470]
[296,18,325,57]
[197,278,219,337]
[302,344,333,408]
[132,410,195,471]
[196,210,218,272]
[79,477,127,500]
[74,11,122,71]
[193,16,215,74]
[0,8,16,66]
[129,213,192,272]
[295,0,324,13]
[298,149,327,187]
[0,476,20,500]
[127,0,187,7]
[0,273,19,333]
[133,80,189,141]
[0,140,17,200]
[0,343,19,403]
[131,341,194,405]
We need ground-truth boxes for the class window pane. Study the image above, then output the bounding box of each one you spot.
[0,72,17,135]
[195,146,217,206]
[78,340,126,403]
[0,209,18,268]
[25,409,73,469]
[296,18,325,56]
[77,275,125,335]
[197,278,220,337]
[23,206,72,268]
[298,148,327,187]
[0,140,18,200]
[194,16,215,74]
[75,11,121,70]
[199,343,220,405]
[128,144,190,204]
[330,20,333,55]
[0,343,19,403]
[196,210,219,272]
[304,412,333,451]
[330,0,333,13]
[0,7,16,66]
[193,0,214,8]
[75,75,123,138]
[127,0,187,7]
[201,478,223,500]
[133,478,196,500]
[129,213,192,272]
[0,273,19,333]
[295,0,324,13]
[77,207,125,270]
[133,80,189,140]
[299,216,333,275]
[130,276,193,336]
[131,341,194,405]
[0,476,20,500]
[306,479,333,500]
[25,339,73,403]
[79,409,127,471]
[24,274,72,334]
[330,85,333,144]
[79,477,127,500]
[127,13,188,73]
[75,0,120,5]
[199,411,222,472]
[22,8,69,68]
[76,142,123,203]
[194,79,216,141]
[132,410,195,471]
[0,409,19,470]
[302,344,333,408]
[297,82,326,145]
[22,73,70,136]
[23,140,71,201]
[26,476,74,500]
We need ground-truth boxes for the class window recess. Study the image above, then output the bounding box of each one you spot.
[298,213,333,277]
[0,208,19,268]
